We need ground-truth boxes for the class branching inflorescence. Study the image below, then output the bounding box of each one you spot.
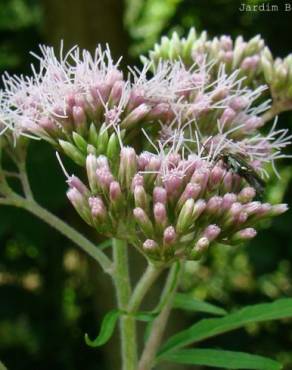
[0,34,291,265]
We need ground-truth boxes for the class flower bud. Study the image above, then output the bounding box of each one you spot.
[154,202,167,230]
[153,186,167,204]
[163,226,177,246]
[134,185,148,209]
[59,140,85,165]
[89,196,107,220]
[72,105,87,135]
[67,188,91,224]
[203,224,221,241]
[133,208,154,236]
[86,154,98,193]
[176,198,195,233]
[67,175,90,196]
[143,239,159,252]
[119,147,137,188]
[237,187,256,203]
[231,228,257,244]
[121,104,151,129]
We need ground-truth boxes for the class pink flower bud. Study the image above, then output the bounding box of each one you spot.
[193,237,209,254]
[206,196,223,215]
[222,193,237,210]
[237,187,256,203]
[229,96,249,111]
[96,167,114,190]
[86,154,98,193]
[143,239,158,252]
[269,204,288,216]
[220,108,237,126]
[119,147,137,188]
[88,196,106,219]
[133,208,154,236]
[203,224,221,241]
[163,226,176,246]
[121,104,151,129]
[154,202,167,228]
[192,199,206,220]
[153,187,167,204]
[72,106,86,132]
[109,181,122,203]
[177,183,201,209]
[131,174,144,191]
[231,228,257,243]
[67,175,89,196]
[134,185,148,209]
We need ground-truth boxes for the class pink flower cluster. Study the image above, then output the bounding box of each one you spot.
[66,146,287,262]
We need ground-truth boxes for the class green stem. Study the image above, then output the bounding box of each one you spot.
[0,194,113,274]
[138,262,182,370]
[128,263,164,313]
[112,238,138,370]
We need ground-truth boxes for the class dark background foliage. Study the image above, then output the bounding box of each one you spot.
[0,0,292,369]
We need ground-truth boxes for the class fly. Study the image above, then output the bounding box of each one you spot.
[216,151,266,198]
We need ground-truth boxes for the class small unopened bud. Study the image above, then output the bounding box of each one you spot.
[133,208,154,236]
[237,187,256,203]
[134,185,148,209]
[203,224,221,242]
[222,193,237,210]
[229,96,249,111]
[59,140,85,166]
[86,154,98,193]
[72,106,87,135]
[143,239,159,252]
[67,188,91,224]
[67,175,89,196]
[153,186,167,204]
[192,199,206,220]
[206,196,223,215]
[177,183,201,210]
[269,204,288,216]
[191,237,209,259]
[96,167,114,192]
[176,198,195,234]
[231,228,257,243]
[121,104,151,129]
[220,108,237,126]
[154,202,167,229]
[109,181,123,209]
[119,147,137,188]
[131,174,144,191]
[163,226,177,246]
[89,196,106,220]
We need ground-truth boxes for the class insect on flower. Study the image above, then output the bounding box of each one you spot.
[215,149,266,198]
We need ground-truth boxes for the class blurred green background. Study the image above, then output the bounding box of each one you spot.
[0,0,292,369]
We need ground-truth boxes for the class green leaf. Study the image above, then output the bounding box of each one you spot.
[85,309,120,347]
[0,361,7,370]
[159,349,282,370]
[159,298,292,355]
[173,293,227,316]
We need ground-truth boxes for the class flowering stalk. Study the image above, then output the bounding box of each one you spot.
[112,238,138,370]
[138,262,182,370]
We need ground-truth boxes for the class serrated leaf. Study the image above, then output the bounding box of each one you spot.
[159,298,292,355]
[85,309,120,347]
[159,349,282,370]
[173,293,227,316]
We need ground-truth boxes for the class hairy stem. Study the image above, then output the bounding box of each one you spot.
[138,262,181,370]
[128,263,164,313]
[112,238,138,370]
[0,194,113,273]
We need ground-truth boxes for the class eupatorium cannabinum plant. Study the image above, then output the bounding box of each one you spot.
[0,29,292,370]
